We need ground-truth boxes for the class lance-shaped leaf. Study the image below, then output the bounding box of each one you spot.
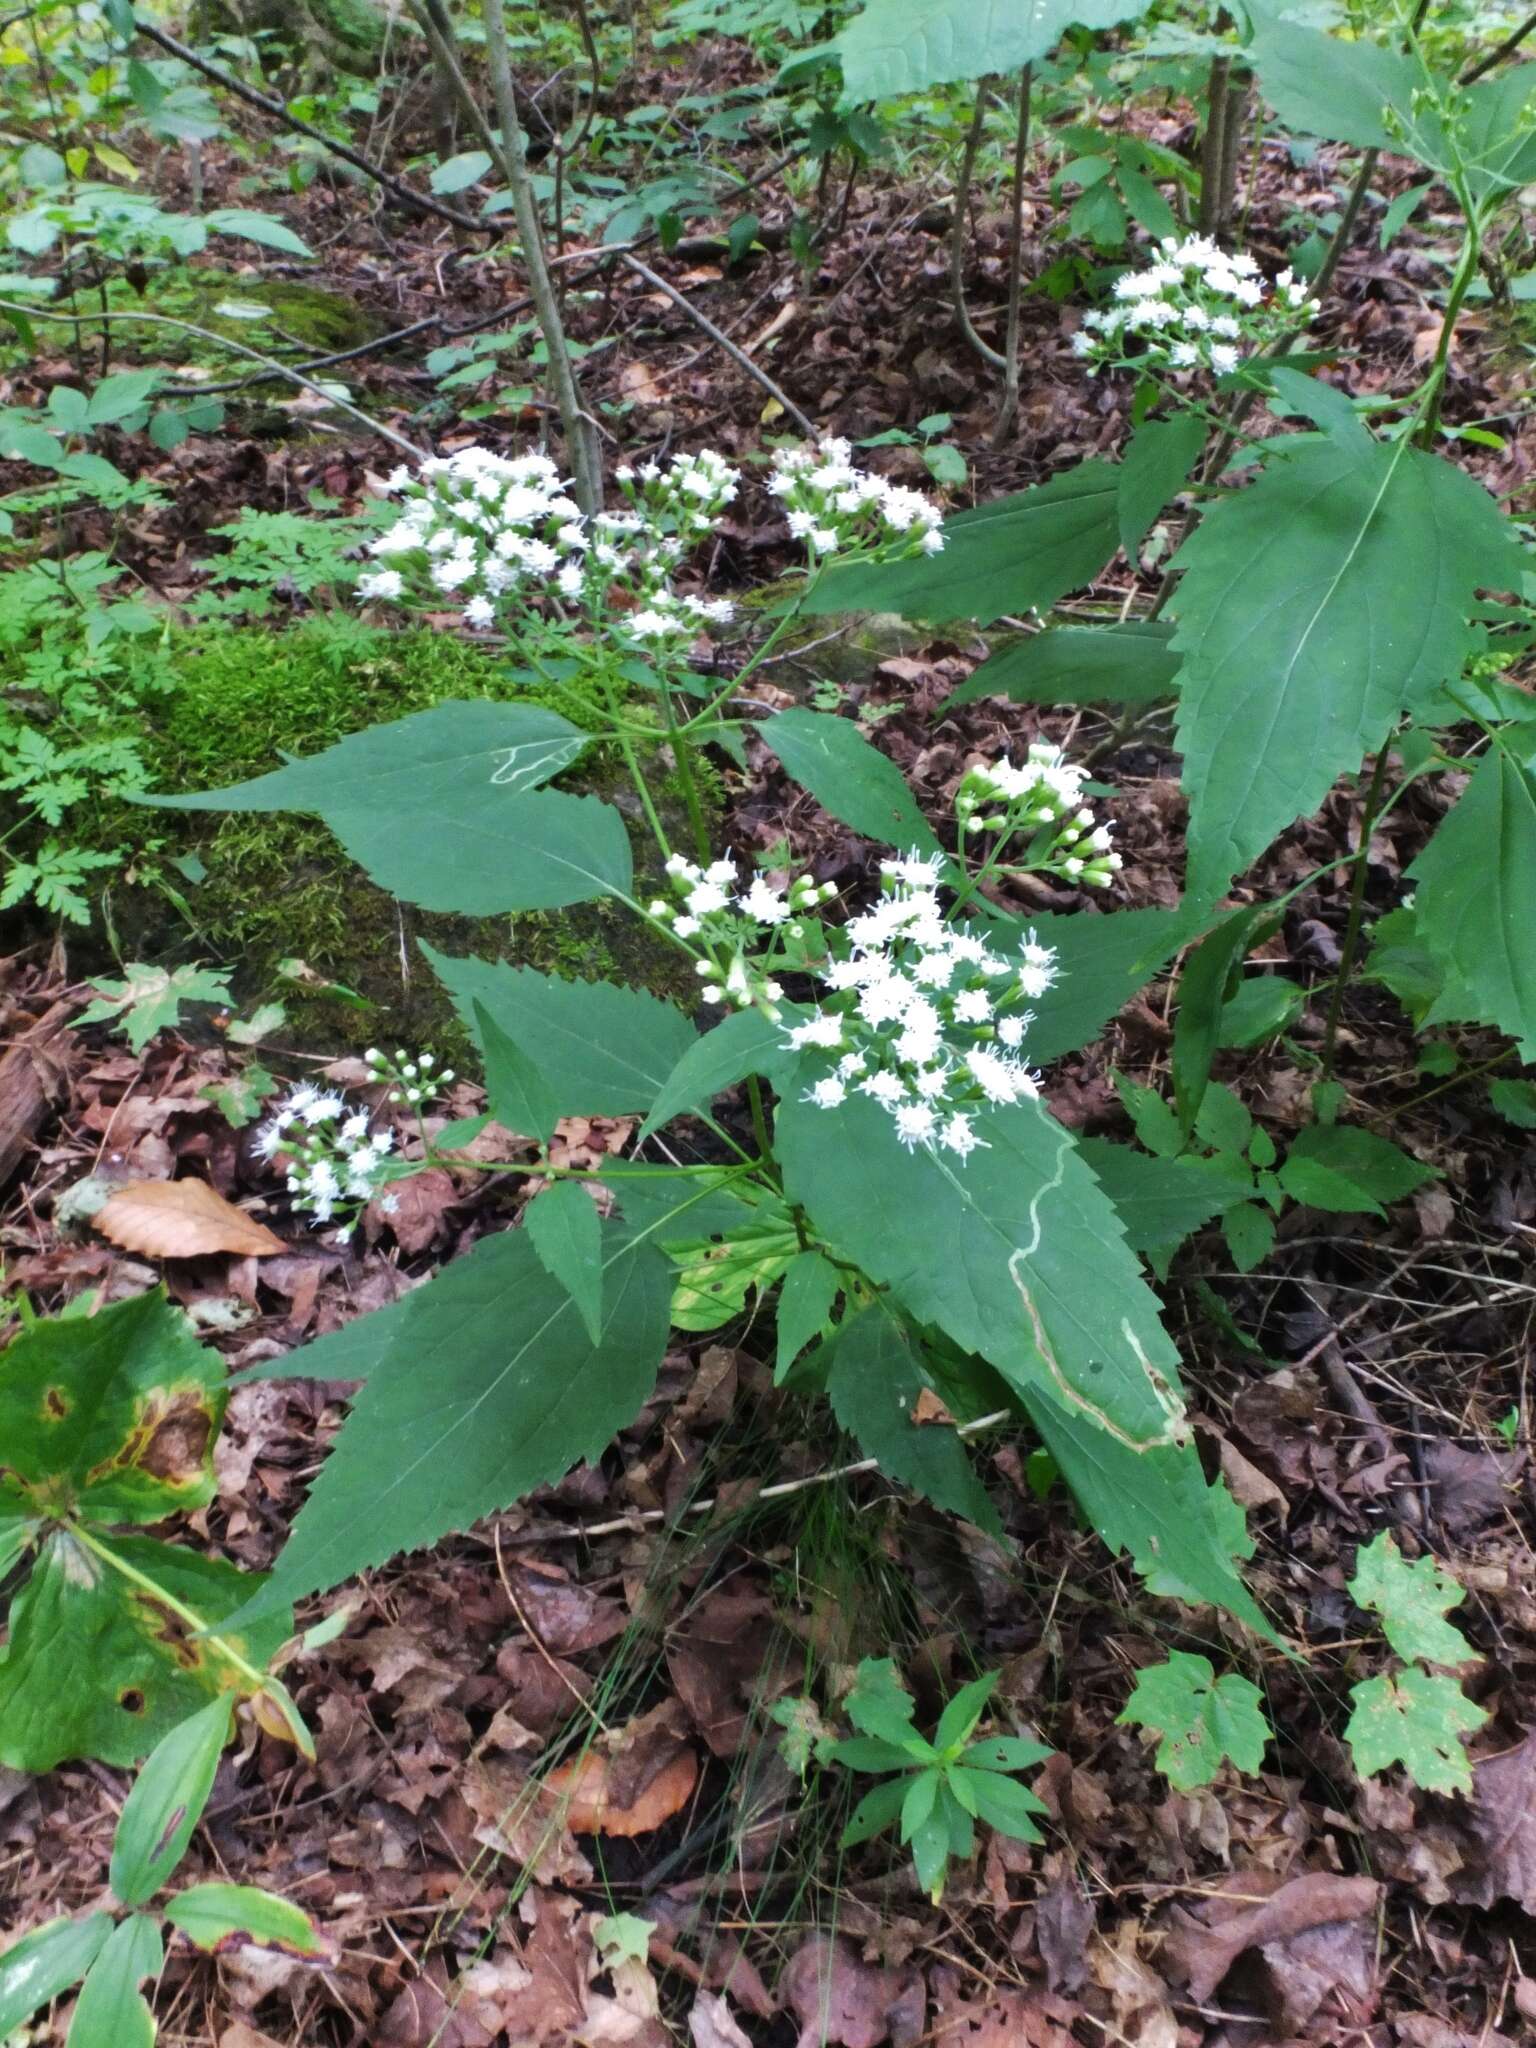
[67,1914,161,2048]
[828,0,1154,101]
[753,709,943,855]
[944,621,1181,710]
[0,1532,288,1772]
[1408,733,1536,1057]
[1169,436,1519,899]
[148,701,630,914]
[639,1006,799,1140]
[0,1289,225,1528]
[425,946,696,1116]
[0,1913,113,2038]
[110,1694,233,1908]
[1117,412,1206,558]
[523,1179,605,1344]
[164,1884,322,1956]
[804,462,1121,626]
[776,1090,1189,1456]
[224,1223,672,1622]
[828,1304,1002,1534]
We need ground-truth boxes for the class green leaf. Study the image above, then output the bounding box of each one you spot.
[1118,413,1206,558]
[204,207,314,256]
[523,1180,605,1344]
[827,1304,1002,1533]
[1218,974,1305,1048]
[804,462,1122,627]
[900,1767,939,1841]
[0,1913,113,2037]
[1077,1138,1250,1254]
[1169,437,1518,898]
[1135,1474,1254,1602]
[639,1005,797,1141]
[87,371,161,425]
[934,1671,999,1751]
[829,0,1153,100]
[826,1735,919,1772]
[430,149,493,194]
[909,1804,953,1899]
[164,1883,322,1955]
[1172,906,1262,1133]
[110,1694,233,1907]
[0,1532,288,1771]
[951,1764,1047,1841]
[985,904,1204,1065]
[1489,1079,1536,1130]
[753,709,943,855]
[1348,1531,1476,1667]
[474,1000,559,1147]
[1409,736,1536,1056]
[774,1250,841,1379]
[225,1225,670,1620]
[1344,1667,1487,1794]
[1112,1072,1184,1159]
[1248,8,1424,154]
[151,703,625,916]
[840,1774,910,1846]
[0,1289,225,1527]
[76,962,233,1053]
[1118,1649,1271,1791]
[1223,1201,1275,1272]
[669,1191,800,1331]
[427,949,696,1116]
[960,1734,1052,1773]
[845,1657,929,1751]
[66,1915,161,2048]
[1193,1080,1253,1158]
[778,1090,1187,1455]
[945,620,1182,709]
[1020,1396,1271,1632]
[1280,1125,1436,1214]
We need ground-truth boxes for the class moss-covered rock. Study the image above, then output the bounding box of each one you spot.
[103,267,378,372]
[121,620,701,1045]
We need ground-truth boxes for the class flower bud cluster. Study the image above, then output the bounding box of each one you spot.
[785,851,1060,1162]
[649,852,836,1013]
[252,1051,453,1236]
[955,742,1122,887]
[1074,235,1319,377]
[766,436,946,561]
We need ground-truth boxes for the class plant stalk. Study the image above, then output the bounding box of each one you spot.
[1320,738,1393,1079]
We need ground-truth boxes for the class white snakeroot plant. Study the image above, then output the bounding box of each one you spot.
[253,1049,452,1236]
[648,853,837,1011]
[955,742,1122,887]
[1074,234,1318,376]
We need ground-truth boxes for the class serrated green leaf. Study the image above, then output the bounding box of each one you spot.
[151,703,624,916]
[829,0,1153,100]
[804,462,1122,627]
[1119,1649,1271,1790]
[428,948,696,1117]
[77,962,233,1052]
[1345,1667,1487,1794]
[1169,437,1518,898]
[110,1694,232,1907]
[1349,1531,1476,1667]
[778,1090,1185,1453]
[523,1179,605,1344]
[474,1000,559,1148]
[222,1224,670,1621]
[1409,737,1536,1057]
[774,1249,841,1379]
[753,709,943,855]
[66,1915,160,2048]
[640,1005,797,1141]
[1010,904,1204,1065]
[840,1774,910,1846]
[827,1305,1001,1533]
[845,1657,928,1750]
[943,621,1182,710]
[1489,1079,1536,1130]
[1173,905,1264,1133]
[164,1882,322,1955]
[1281,1124,1436,1214]
[1076,1140,1248,1256]
[1223,1201,1275,1272]
[0,1913,112,2037]
[1134,1475,1254,1601]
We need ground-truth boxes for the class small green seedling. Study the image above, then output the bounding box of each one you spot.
[825,1658,1051,1901]
[75,962,234,1052]
[1342,1531,1488,1795]
[0,1695,323,2046]
[1118,1650,1271,1791]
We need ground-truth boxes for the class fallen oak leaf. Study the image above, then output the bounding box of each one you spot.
[96,1179,285,1259]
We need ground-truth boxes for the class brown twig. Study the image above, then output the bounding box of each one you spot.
[619,253,815,434]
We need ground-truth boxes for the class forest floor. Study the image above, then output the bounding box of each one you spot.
[3,35,1536,2048]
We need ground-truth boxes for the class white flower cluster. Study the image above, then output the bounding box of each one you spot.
[252,1049,453,1235]
[768,436,945,560]
[358,444,742,650]
[785,852,1059,1161]
[650,852,837,1012]
[956,741,1122,887]
[1074,235,1319,377]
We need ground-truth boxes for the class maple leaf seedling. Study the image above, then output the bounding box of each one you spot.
[1348,1531,1476,1667]
[824,1658,1052,1902]
[1343,1532,1488,1795]
[1118,1650,1272,1792]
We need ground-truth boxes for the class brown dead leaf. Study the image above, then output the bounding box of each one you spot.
[1163,1869,1381,2008]
[1446,1728,1536,1914]
[667,1584,777,1756]
[96,1177,284,1258]
[783,1934,924,2048]
[620,360,667,406]
[911,1387,956,1426]
[546,1701,699,1838]
[1422,1438,1523,1538]
[689,1991,754,2048]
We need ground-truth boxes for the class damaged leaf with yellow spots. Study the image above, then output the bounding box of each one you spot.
[0,1291,292,1772]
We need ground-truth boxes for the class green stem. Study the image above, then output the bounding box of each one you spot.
[659,678,712,863]
[1416,211,1483,449]
[1321,737,1394,1080]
